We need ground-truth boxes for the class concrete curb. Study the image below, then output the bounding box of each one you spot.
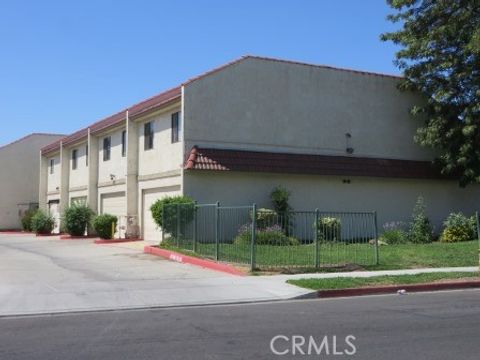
[95,238,142,244]
[316,280,480,298]
[59,235,97,240]
[144,246,246,276]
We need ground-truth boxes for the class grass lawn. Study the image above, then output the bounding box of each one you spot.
[162,239,479,271]
[287,272,480,290]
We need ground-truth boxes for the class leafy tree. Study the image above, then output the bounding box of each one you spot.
[381,0,480,186]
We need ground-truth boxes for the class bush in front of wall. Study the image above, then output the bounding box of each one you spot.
[270,186,292,214]
[380,221,409,244]
[63,204,94,236]
[407,196,433,243]
[93,214,118,239]
[234,224,299,246]
[150,196,195,236]
[31,210,55,235]
[441,212,477,243]
[251,208,278,229]
[21,209,37,232]
[315,217,342,242]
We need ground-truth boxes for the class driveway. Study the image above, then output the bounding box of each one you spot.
[0,234,309,316]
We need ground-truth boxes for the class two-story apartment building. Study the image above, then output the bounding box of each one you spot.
[0,133,64,230]
[39,55,480,241]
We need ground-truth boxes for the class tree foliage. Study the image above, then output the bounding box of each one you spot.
[381,0,480,186]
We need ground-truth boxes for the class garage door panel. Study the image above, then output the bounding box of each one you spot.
[100,192,126,217]
[142,186,181,243]
[100,192,126,238]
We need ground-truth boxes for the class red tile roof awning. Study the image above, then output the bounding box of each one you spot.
[185,147,447,180]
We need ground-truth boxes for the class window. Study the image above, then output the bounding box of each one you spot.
[86,144,88,166]
[171,112,180,143]
[144,122,154,150]
[121,130,126,157]
[72,149,78,170]
[49,159,54,174]
[103,137,111,161]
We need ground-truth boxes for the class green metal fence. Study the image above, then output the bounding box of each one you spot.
[161,203,379,270]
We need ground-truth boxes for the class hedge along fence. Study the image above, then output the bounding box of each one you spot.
[160,203,379,271]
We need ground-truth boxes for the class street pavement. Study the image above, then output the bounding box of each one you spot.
[0,234,309,316]
[1,289,479,359]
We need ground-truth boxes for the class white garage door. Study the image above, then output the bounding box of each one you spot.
[100,192,126,238]
[48,201,60,234]
[142,186,180,244]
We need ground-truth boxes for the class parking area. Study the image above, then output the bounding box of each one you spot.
[0,234,309,316]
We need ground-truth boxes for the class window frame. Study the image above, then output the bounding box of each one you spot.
[71,149,78,170]
[103,136,111,161]
[171,112,179,143]
[144,122,154,150]
[121,130,126,157]
[86,144,88,166]
[49,159,54,174]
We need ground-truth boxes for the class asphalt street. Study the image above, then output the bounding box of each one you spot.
[1,289,479,360]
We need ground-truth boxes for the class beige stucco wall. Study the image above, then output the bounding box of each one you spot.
[137,106,183,177]
[137,174,182,237]
[68,142,89,189]
[0,134,64,229]
[183,171,480,233]
[98,127,127,184]
[183,57,433,161]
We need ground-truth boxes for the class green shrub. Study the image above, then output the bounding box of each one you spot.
[150,196,195,235]
[234,224,299,246]
[21,209,36,232]
[252,208,278,229]
[408,197,433,243]
[93,214,118,239]
[63,204,94,236]
[31,210,55,234]
[315,217,341,242]
[441,213,477,242]
[270,186,293,235]
[270,186,292,214]
[380,221,408,244]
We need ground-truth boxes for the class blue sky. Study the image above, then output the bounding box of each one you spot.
[0,0,400,145]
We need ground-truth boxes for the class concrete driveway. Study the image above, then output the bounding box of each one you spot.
[0,234,309,316]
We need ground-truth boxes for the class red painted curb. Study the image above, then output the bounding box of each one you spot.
[144,246,246,276]
[316,280,480,298]
[59,235,97,240]
[94,238,142,244]
[36,233,61,237]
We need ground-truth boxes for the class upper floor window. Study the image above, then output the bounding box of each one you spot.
[72,149,78,170]
[171,112,180,143]
[144,122,154,150]
[121,130,126,157]
[49,159,54,174]
[103,136,111,161]
[86,144,88,166]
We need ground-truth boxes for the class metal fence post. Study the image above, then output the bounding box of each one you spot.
[176,203,180,247]
[251,203,257,271]
[161,204,165,243]
[315,208,319,268]
[193,202,197,253]
[476,211,480,271]
[215,201,220,261]
[374,211,379,265]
